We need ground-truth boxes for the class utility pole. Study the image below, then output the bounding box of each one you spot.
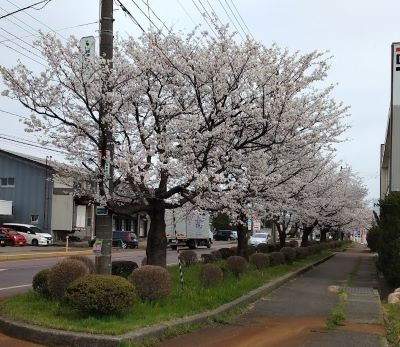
[95,0,114,274]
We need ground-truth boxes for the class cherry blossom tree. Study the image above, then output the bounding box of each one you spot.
[1,28,349,268]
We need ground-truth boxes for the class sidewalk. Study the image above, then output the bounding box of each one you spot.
[157,244,386,347]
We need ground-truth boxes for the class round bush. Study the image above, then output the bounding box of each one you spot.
[219,248,236,259]
[295,247,309,259]
[112,261,138,278]
[47,259,89,299]
[201,253,216,264]
[210,250,222,260]
[226,256,247,277]
[247,245,257,256]
[288,240,298,248]
[67,255,95,273]
[179,250,198,267]
[249,253,270,270]
[200,263,223,286]
[130,265,172,301]
[65,275,136,315]
[280,247,297,264]
[255,243,270,253]
[32,269,50,297]
[269,252,285,266]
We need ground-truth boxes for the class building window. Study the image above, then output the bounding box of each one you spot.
[31,215,39,224]
[0,177,15,187]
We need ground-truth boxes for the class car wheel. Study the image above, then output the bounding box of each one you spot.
[32,239,39,246]
[206,239,211,248]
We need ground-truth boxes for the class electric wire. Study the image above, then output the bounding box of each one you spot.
[176,0,197,26]
[216,0,243,39]
[0,0,51,20]
[128,0,163,33]
[139,0,171,34]
[229,0,254,39]
[0,108,29,120]
[223,0,247,39]
[0,134,67,154]
[0,41,46,67]
[191,0,218,37]
[115,0,145,32]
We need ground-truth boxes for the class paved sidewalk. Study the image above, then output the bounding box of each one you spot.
[157,244,386,347]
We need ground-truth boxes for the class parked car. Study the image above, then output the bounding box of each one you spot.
[2,223,53,246]
[89,231,139,249]
[0,227,27,246]
[214,230,237,241]
[248,232,270,246]
[0,230,12,247]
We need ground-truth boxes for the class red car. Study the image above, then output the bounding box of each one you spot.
[0,227,27,246]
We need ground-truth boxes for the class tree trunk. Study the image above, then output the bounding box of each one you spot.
[301,221,318,246]
[236,218,248,259]
[274,221,286,248]
[320,228,328,243]
[146,201,167,267]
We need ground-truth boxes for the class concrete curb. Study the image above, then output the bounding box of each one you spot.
[0,250,93,261]
[0,253,335,347]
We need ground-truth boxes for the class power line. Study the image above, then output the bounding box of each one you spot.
[128,0,163,33]
[0,41,46,67]
[0,134,67,154]
[229,0,254,39]
[6,0,66,40]
[224,0,248,39]
[139,0,171,33]
[191,0,218,37]
[0,108,30,120]
[0,0,51,20]
[176,0,197,26]
[115,0,145,33]
[216,0,243,40]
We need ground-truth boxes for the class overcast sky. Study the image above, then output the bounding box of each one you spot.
[1,0,399,201]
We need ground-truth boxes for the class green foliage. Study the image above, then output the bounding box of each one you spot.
[269,252,285,266]
[32,269,50,297]
[384,303,400,347]
[255,243,270,253]
[112,261,138,278]
[199,263,223,286]
[366,225,381,252]
[65,275,136,315]
[211,212,232,231]
[219,248,236,259]
[47,259,88,299]
[288,240,298,248]
[210,250,222,260]
[67,255,95,274]
[179,250,198,267]
[249,253,270,269]
[247,245,257,256]
[130,265,172,301]
[280,247,297,264]
[201,253,216,263]
[377,192,400,286]
[226,256,247,277]
[295,247,309,259]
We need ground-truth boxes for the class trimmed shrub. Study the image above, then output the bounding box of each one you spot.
[249,253,270,270]
[247,245,257,256]
[32,269,50,297]
[112,261,138,278]
[47,259,88,299]
[201,253,216,263]
[367,226,380,252]
[226,256,247,277]
[269,252,285,266]
[130,265,172,301]
[295,247,309,259]
[219,248,236,259]
[179,250,198,267]
[280,247,297,264]
[199,263,223,286]
[210,250,222,260]
[68,255,95,273]
[255,243,270,253]
[288,240,298,248]
[65,275,136,315]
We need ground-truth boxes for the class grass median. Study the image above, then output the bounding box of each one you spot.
[0,251,334,335]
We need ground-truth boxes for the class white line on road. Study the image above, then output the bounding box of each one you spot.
[0,284,31,291]
[0,269,8,271]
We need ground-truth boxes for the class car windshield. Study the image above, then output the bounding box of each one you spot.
[253,233,268,238]
[9,230,19,235]
[31,227,43,233]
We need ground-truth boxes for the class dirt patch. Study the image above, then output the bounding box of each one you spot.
[158,317,327,347]
[340,322,386,336]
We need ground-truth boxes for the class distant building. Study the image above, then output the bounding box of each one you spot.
[0,149,95,240]
[381,42,400,199]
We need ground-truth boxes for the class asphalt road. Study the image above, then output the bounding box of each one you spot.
[0,241,234,299]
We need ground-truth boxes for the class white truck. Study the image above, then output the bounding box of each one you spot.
[165,208,213,249]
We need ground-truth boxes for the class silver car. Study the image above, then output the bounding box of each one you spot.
[248,232,270,246]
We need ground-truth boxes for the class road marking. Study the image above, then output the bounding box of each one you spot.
[0,284,31,291]
[0,269,7,272]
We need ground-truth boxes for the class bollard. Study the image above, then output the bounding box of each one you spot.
[66,236,69,252]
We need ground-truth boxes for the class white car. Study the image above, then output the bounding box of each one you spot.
[248,232,270,246]
[2,223,53,246]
